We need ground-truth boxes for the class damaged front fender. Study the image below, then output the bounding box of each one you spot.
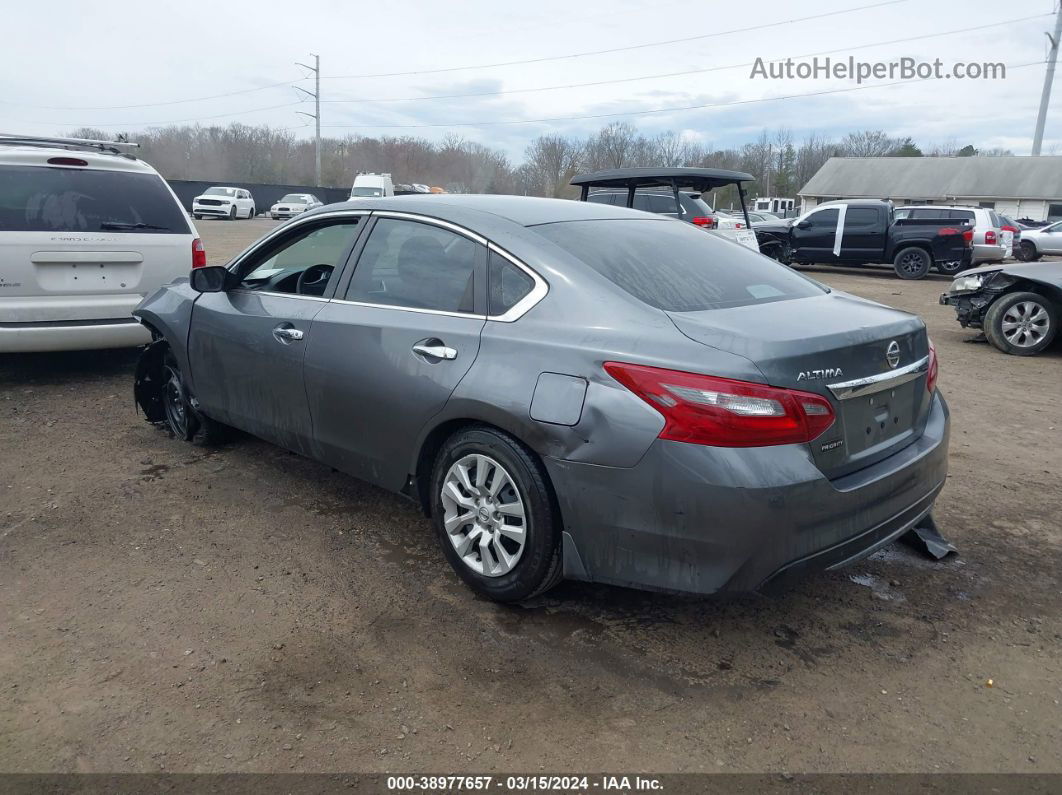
[133,339,168,423]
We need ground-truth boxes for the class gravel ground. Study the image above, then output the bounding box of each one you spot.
[1,216,1060,774]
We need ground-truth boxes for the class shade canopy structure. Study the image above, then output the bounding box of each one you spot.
[571,167,755,226]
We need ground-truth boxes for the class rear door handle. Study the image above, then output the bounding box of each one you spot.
[273,324,304,343]
[412,342,458,360]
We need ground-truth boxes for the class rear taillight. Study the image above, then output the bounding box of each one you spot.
[962,228,973,245]
[985,230,997,245]
[192,238,207,268]
[734,221,745,229]
[926,339,938,394]
[1002,225,1018,233]
[691,216,717,229]
[604,362,835,448]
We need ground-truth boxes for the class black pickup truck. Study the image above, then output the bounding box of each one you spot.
[754,199,972,279]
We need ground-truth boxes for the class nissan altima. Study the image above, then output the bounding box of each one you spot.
[132,195,949,602]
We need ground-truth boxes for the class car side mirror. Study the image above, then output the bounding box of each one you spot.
[796,220,811,229]
[190,265,232,293]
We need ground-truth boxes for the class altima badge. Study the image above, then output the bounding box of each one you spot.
[797,368,843,382]
[886,340,901,369]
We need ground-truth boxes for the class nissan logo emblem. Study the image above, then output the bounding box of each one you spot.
[886,340,901,369]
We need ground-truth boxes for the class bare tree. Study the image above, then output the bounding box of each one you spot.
[524,134,582,198]
[840,130,897,157]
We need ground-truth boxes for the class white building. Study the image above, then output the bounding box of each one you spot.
[798,156,1062,222]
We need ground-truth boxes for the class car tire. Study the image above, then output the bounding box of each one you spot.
[936,259,965,276]
[193,214,202,220]
[893,247,931,279]
[160,349,228,445]
[430,426,562,603]
[1016,241,1041,262]
[248,206,255,219]
[228,206,237,221]
[983,291,1058,356]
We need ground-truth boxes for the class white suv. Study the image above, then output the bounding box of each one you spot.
[0,135,203,353]
[192,186,256,220]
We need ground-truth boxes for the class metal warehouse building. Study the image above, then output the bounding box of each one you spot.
[798,156,1062,222]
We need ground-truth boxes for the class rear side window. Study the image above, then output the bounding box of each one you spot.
[345,218,479,313]
[845,208,878,225]
[488,251,535,316]
[586,192,618,206]
[0,165,190,234]
[535,219,825,312]
[947,210,975,222]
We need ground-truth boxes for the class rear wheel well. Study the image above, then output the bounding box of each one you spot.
[412,419,555,518]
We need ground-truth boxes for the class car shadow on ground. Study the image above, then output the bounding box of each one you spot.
[0,348,139,387]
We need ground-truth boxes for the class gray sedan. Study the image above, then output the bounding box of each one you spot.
[133,195,949,602]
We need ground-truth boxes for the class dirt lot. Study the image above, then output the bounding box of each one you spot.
[2,216,1060,774]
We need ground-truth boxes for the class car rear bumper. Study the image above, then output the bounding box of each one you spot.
[972,243,1006,264]
[546,390,950,595]
[0,317,149,352]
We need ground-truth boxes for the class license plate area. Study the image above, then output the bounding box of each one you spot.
[842,381,918,455]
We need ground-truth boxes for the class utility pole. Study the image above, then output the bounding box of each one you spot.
[295,54,321,186]
[1032,4,1062,156]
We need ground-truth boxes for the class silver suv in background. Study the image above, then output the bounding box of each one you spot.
[0,134,202,352]
[894,205,1005,266]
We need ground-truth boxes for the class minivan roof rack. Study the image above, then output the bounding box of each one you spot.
[0,133,141,156]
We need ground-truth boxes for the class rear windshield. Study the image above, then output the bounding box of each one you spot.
[535,219,825,312]
[0,165,190,234]
[352,186,385,197]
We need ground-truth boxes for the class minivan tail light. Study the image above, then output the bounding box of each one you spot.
[691,216,717,229]
[604,362,835,447]
[926,339,938,393]
[985,230,997,245]
[191,238,207,268]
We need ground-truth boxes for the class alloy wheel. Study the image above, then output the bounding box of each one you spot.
[162,363,190,438]
[440,454,526,577]
[899,251,925,275]
[1001,301,1050,348]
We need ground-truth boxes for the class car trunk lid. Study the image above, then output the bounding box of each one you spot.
[667,292,933,479]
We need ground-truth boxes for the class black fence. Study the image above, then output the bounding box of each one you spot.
[167,180,350,215]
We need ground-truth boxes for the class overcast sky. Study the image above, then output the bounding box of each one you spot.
[3,0,1060,158]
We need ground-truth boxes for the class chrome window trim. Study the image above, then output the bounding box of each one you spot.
[827,356,930,400]
[329,297,486,320]
[228,289,331,303]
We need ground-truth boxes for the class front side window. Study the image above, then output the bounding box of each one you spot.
[534,218,825,312]
[0,165,190,234]
[238,220,362,296]
[345,218,479,313]
[806,208,839,229]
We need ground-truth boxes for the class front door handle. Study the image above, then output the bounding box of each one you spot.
[273,324,304,344]
[412,342,458,361]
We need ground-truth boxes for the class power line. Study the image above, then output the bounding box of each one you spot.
[0,0,902,112]
[322,0,907,80]
[0,78,307,111]
[315,60,1045,130]
[13,101,306,129]
[320,13,1048,105]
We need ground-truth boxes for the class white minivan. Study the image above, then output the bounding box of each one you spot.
[349,172,394,198]
[0,135,203,353]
